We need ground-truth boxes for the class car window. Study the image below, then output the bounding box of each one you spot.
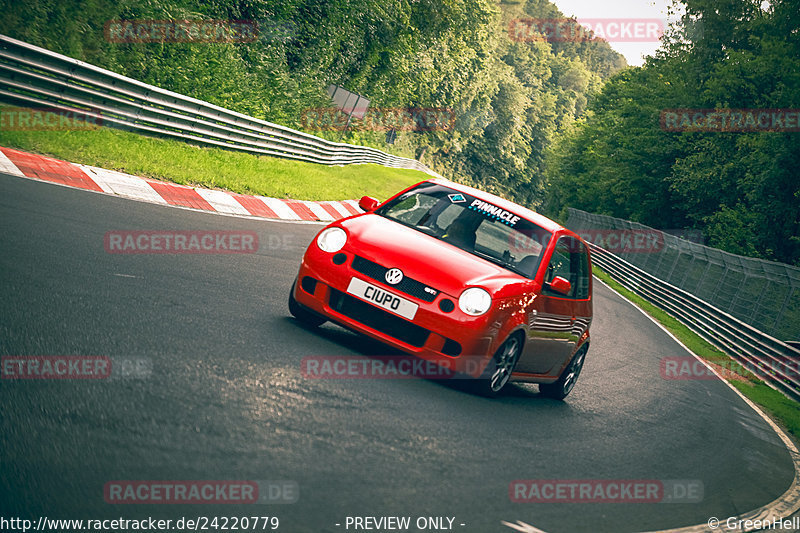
[475,218,516,263]
[573,241,590,299]
[376,183,553,279]
[435,203,462,229]
[544,236,590,299]
[545,239,572,285]
[389,194,439,226]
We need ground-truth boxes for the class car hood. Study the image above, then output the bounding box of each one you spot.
[339,214,533,297]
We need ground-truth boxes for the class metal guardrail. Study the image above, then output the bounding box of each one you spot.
[0,33,440,176]
[587,242,800,401]
[567,208,800,342]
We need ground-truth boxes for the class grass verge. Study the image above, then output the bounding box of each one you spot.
[593,266,800,443]
[0,119,426,201]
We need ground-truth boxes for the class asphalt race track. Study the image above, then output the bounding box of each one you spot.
[0,173,795,533]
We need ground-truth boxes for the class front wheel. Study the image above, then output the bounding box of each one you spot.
[288,280,326,327]
[539,345,587,400]
[471,334,522,397]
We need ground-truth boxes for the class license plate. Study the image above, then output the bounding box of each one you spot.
[346,277,419,320]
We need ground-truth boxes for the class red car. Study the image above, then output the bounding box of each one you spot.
[289,179,592,398]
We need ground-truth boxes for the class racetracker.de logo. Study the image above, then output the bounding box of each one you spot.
[301,355,496,379]
[300,108,455,132]
[0,106,103,131]
[104,480,298,504]
[2,356,111,379]
[660,356,799,382]
[577,229,664,253]
[104,19,258,43]
[104,231,258,254]
[660,109,800,132]
[302,355,458,379]
[509,18,664,43]
[509,479,703,503]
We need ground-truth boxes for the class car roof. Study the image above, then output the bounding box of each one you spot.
[426,178,564,234]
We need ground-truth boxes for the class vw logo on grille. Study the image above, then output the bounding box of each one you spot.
[384,268,404,285]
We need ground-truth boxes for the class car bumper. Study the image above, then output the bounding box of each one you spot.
[293,247,498,378]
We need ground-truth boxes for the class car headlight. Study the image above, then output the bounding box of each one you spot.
[316,227,347,253]
[458,287,492,316]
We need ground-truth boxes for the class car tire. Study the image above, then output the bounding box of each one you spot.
[539,345,587,400]
[288,280,326,327]
[472,333,523,397]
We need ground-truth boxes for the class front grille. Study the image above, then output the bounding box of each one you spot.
[351,255,439,303]
[328,289,430,347]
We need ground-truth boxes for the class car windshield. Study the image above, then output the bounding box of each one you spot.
[375,183,552,279]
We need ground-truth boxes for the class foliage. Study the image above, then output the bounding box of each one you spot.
[545,0,800,265]
[0,0,626,207]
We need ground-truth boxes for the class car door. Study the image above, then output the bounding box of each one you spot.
[517,236,591,376]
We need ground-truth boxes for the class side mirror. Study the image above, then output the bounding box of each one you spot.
[358,196,380,212]
[548,276,572,296]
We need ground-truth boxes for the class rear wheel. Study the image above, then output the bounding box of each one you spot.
[288,280,326,327]
[472,334,522,397]
[539,345,587,400]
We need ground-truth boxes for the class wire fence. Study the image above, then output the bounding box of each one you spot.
[566,208,800,343]
[583,240,800,401]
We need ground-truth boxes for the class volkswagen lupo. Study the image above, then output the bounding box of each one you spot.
[289,179,592,398]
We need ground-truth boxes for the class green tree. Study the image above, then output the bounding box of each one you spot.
[545,0,800,264]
